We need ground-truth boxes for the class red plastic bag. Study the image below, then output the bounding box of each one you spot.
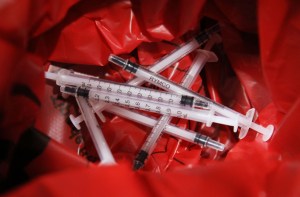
[1,0,300,196]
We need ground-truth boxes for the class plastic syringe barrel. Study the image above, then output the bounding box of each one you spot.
[75,97,115,165]
[61,86,239,129]
[45,70,207,108]
[105,104,225,151]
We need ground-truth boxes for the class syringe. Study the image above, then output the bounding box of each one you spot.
[105,105,225,151]
[108,55,274,141]
[134,47,219,170]
[45,70,209,109]
[60,86,239,129]
[75,96,116,165]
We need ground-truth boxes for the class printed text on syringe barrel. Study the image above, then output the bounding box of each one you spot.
[76,77,200,108]
[82,78,182,105]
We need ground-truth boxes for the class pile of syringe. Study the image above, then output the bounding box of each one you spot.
[45,24,274,170]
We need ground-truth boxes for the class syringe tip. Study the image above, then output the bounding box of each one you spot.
[108,54,127,68]
[194,133,225,151]
[133,150,148,170]
[45,72,58,81]
[206,139,225,151]
[133,160,144,171]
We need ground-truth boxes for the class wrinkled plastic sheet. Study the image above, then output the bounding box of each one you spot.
[0,0,300,196]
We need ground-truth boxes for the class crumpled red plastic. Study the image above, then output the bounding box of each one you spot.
[1,0,300,196]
